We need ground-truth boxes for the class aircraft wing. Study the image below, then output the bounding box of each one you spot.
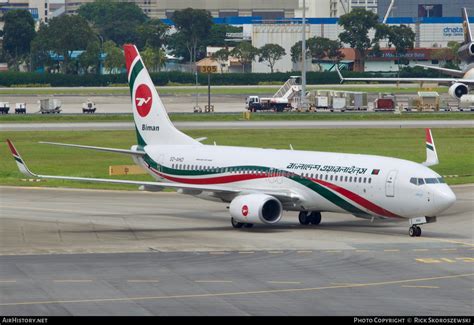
[335,66,474,84]
[413,64,465,78]
[7,140,302,202]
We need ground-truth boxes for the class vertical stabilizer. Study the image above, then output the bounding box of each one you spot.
[462,8,473,44]
[124,44,198,147]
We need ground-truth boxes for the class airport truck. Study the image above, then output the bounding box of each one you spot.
[245,76,301,112]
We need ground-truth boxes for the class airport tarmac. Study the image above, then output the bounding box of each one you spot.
[1,88,453,114]
[2,119,473,132]
[0,185,472,315]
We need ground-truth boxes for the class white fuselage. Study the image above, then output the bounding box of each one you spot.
[137,144,456,221]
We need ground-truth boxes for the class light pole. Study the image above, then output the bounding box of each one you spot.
[300,0,307,111]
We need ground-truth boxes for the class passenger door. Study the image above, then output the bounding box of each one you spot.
[385,170,398,197]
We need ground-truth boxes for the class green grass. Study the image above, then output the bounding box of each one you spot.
[1,112,473,123]
[1,128,472,190]
[0,85,448,96]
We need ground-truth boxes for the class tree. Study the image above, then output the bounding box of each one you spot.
[31,15,96,74]
[211,48,230,73]
[206,24,242,47]
[376,24,415,67]
[258,44,286,73]
[135,19,169,50]
[230,42,258,72]
[141,46,167,72]
[171,8,213,66]
[291,37,344,70]
[103,40,125,74]
[78,0,147,46]
[78,41,101,74]
[2,10,36,71]
[338,8,379,71]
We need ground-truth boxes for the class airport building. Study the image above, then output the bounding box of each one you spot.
[251,16,473,73]
[64,0,301,19]
[0,0,64,22]
[378,0,473,18]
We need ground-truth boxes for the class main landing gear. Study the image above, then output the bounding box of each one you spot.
[231,217,254,229]
[409,225,422,237]
[298,211,321,226]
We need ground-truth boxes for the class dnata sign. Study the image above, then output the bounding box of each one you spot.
[443,26,464,37]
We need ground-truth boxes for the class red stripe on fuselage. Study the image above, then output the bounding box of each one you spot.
[312,178,401,219]
[150,167,269,184]
[148,164,401,219]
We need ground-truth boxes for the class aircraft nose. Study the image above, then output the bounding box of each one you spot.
[433,187,456,213]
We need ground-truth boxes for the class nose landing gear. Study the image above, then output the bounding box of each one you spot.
[408,216,436,237]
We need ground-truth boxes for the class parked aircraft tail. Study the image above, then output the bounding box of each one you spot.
[462,8,473,44]
[123,44,198,147]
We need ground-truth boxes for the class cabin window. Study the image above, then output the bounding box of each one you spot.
[363,177,366,183]
[335,175,338,181]
[368,178,372,184]
[349,177,352,182]
[345,176,348,182]
[325,174,328,180]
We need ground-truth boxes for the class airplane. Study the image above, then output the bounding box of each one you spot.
[337,8,474,101]
[6,44,456,237]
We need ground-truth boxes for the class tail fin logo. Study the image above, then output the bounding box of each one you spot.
[135,84,153,117]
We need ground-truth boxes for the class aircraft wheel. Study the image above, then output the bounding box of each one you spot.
[309,212,322,225]
[231,218,244,229]
[243,223,254,228]
[409,226,417,237]
[298,211,310,225]
[415,226,422,237]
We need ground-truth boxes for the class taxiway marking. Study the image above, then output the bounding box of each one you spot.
[1,273,472,307]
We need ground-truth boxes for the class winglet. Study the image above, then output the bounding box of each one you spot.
[422,129,439,167]
[335,64,345,84]
[6,139,37,177]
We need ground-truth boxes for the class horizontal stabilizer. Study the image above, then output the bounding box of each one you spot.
[39,141,146,156]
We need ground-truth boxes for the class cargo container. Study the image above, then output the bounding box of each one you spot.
[374,98,395,111]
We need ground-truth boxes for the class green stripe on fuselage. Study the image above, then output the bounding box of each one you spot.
[290,176,368,215]
[143,155,369,216]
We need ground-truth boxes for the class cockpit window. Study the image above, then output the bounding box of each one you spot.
[411,177,445,185]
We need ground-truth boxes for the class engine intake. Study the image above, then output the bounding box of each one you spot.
[229,194,282,225]
[449,83,469,99]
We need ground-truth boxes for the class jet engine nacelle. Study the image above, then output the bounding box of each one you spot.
[229,194,282,225]
[458,42,474,62]
[449,83,469,99]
